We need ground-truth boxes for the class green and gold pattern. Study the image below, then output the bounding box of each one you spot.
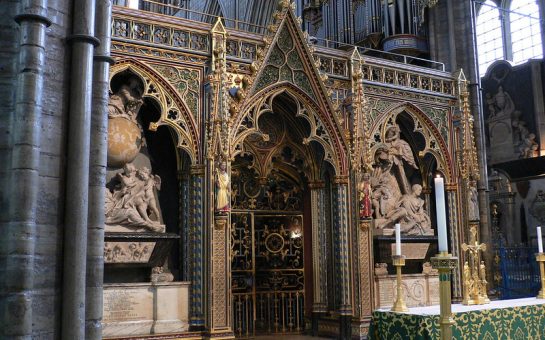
[369,304,545,339]
[253,22,315,101]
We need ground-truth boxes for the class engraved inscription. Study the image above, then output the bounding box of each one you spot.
[103,289,153,322]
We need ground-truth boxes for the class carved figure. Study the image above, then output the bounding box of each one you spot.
[108,77,144,123]
[463,262,471,300]
[105,163,165,232]
[479,261,488,297]
[215,161,230,213]
[485,93,496,117]
[468,181,479,221]
[519,133,538,158]
[384,125,418,194]
[371,147,401,218]
[493,85,514,118]
[358,172,372,219]
[384,184,433,235]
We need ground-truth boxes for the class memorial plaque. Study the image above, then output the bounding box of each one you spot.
[390,243,430,260]
[103,287,153,322]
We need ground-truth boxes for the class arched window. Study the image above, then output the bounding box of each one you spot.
[476,1,504,76]
[510,0,543,64]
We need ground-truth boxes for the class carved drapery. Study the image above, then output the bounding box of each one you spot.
[110,60,200,163]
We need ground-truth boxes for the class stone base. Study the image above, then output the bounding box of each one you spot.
[374,272,439,309]
[103,282,190,338]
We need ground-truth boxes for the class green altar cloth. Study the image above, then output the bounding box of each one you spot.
[368,298,545,339]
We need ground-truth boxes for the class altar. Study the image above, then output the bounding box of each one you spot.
[368,298,545,339]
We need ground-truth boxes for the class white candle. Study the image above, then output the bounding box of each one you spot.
[128,0,139,9]
[395,223,401,256]
[538,226,543,253]
[434,175,448,253]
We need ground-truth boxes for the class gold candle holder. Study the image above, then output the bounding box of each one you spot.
[536,253,545,299]
[431,252,458,340]
[391,255,408,312]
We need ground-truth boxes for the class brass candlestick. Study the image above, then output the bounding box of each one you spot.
[431,252,458,340]
[391,255,408,312]
[537,253,545,299]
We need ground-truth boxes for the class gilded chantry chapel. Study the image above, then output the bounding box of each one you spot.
[3,0,544,339]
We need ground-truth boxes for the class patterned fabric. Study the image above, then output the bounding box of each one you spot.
[369,304,545,339]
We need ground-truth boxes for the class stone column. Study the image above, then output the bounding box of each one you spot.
[357,219,374,319]
[179,170,190,282]
[206,160,233,339]
[422,187,432,217]
[446,184,462,299]
[86,0,113,338]
[3,1,50,337]
[530,62,545,156]
[333,175,352,338]
[62,0,99,337]
[189,165,205,330]
[309,181,327,333]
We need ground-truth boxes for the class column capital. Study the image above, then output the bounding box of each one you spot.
[190,164,206,175]
[333,175,349,185]
[446,183,458,191]
[309,181,325,189]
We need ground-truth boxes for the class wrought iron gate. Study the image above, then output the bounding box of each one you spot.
[231,212,305,338]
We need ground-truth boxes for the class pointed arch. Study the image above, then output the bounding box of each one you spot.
[229,6,349,175]
[110,58,200,163]
[231,83,347,176]
[369,102,454,182]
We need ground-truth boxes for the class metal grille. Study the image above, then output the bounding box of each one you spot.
[231,213,305,338]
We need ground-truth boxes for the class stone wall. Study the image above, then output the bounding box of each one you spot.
[0,1,72,338]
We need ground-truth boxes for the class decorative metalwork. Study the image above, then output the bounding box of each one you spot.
[231,213,305,337]
[231,154,304,212]
[456,69,480,182]
[461,223,490,305]
[349,48,372,174]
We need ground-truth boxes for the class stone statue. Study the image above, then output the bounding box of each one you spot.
[485,93,496,117]
[493,85,514,118]
[519,133,538,158]
[384,125,418,194]
[370,123,432,235]
[215,161,230,214]
[105,163,165,232]
[108,77,144,123]
[371,147,401,219]
[358,172,372,219]
[467,180,479,221]
[383,184,433,235]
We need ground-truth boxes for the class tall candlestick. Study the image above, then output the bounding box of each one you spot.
[395,223,401,256]
[538,226,543,253]
[434,175,448,253]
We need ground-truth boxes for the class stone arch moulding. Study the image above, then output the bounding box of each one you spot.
[110,58,200,164]
[230,83,349,177]
[369,102,454,183]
